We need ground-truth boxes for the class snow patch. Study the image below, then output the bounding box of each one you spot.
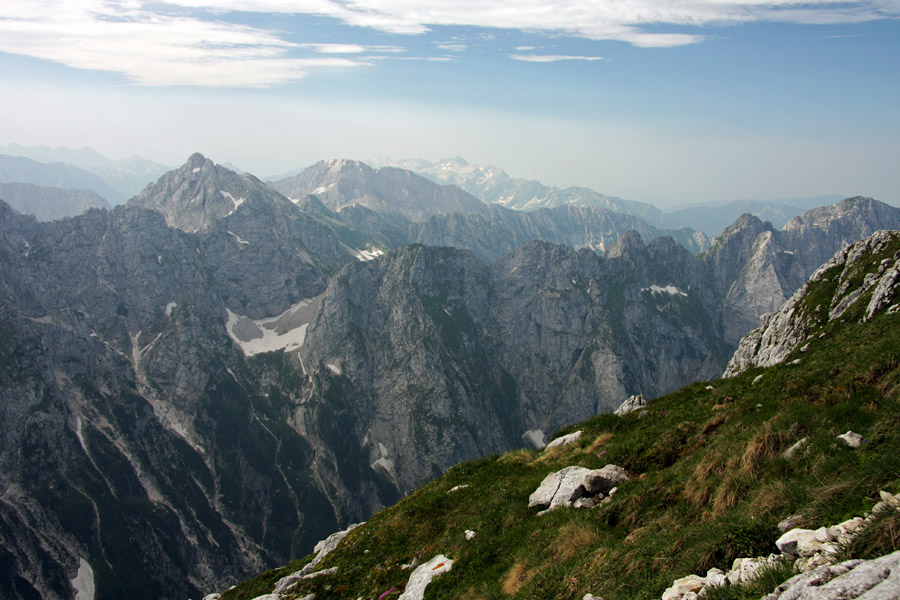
[356,248,385,261]
[220,190,245,213]
[165,302,177,317]
[192,167,200,173]
[74,417,88,455]
[71,558,95,600]
[326,363,342,375]
[227,231,250,246]
[642,284,687,297]
[372,442,395,474]
[312,182,336,195]
[225,296,321,357]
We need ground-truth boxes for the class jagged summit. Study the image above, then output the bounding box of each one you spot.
[605,229,646,258]
[725,229,900,376]
[270,159,489,222]
[128,153,288,232]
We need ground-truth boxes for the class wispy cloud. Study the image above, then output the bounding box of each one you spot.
[299,43,406,54]
[0,1,367,86]
[433,42,468,52]
[510,54,605,63]
[1,1,898,87]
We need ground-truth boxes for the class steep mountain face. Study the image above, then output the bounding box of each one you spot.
[2,150,898,600]
[0,154,124,205]
[376,156,666,225]
[663,199,808,236]
[725,229,900,376]
[129,153,291,233]
[271,159,489,222]
[701,197,900,345]
[0,182,109,221]
[292,238,732,494]
[0,144,171,200]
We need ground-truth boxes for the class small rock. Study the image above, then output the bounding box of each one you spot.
[546,430,583,449]
[705,385,714,391]
[726,557,774,585]
[448,485,469,493]
[800,343,810,353]
[583,464,629,495]
[790,359,802,365]
[837,431,864,448]
[776,529,824,557]
[398,555,452,600]
[783,438,808,460]
[879,490,900,509]
[752,374,764,385]
[704,567,727,589]
[573,497,596,509]
[661,574,705,600]
[529,466,592,511]
[465,530,476,540]
[583,594,604,600]
[778,515,804,532]
[614,394,648,416]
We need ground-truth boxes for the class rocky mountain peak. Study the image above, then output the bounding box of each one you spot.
[725,229,900,376]
[128,153,287,232]
[605,230,646,258]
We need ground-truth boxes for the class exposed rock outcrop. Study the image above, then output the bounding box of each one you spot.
[725,230,900,376]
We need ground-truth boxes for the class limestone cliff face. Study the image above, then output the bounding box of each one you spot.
[295,239,728,495]
[725,230,900,376]
[129,152,286,233]
[2,153,898,600]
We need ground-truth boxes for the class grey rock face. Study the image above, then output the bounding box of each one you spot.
[129,153,288,233]
[761,551,900,600]
[271,159,489,222]
[2,163,898,600]
[725,230,900,376]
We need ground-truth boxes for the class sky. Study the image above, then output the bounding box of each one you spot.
[0,1,898,208]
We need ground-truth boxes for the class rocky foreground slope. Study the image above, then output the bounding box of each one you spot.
[1,152,899,600]
[220,229,900,600]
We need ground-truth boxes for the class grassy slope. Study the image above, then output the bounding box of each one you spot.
[224,275,900,600]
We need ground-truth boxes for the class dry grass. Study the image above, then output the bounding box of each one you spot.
[740,422,786,477]
[497,449,532,465]
[685,451,728,507]
[747,481,789,518]
[712,473,745,516]
[587,432,614,453]
[502,563,539,595]
[551,523,599,562]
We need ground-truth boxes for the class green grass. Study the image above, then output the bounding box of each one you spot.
[223,275,900,600]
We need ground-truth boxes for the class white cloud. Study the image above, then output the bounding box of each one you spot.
[0,1,367,86]
[509,54,605,63]
[299,43,406,54]
[1,1,898,87]
[166,1,900,42]
[433,42,468,52]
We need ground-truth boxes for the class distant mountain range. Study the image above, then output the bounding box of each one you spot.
[0,144,171,200]
[373,156,851,236]
[0,182,109,221]
[1,151,898,599]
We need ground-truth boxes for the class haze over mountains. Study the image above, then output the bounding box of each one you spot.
[1,149,899,599]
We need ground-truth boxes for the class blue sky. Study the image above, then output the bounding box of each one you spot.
[0,1,898,208]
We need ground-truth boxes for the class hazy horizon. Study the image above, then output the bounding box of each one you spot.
[1,1,898,210]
